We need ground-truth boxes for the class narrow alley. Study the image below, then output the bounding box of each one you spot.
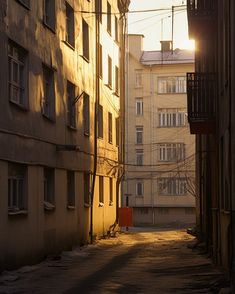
[0,228,228,294]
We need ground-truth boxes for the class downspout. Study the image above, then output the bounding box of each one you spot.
[90,0,100,244]
[115,11,128,225]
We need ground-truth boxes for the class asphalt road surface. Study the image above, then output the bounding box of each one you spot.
[0,228,229,294]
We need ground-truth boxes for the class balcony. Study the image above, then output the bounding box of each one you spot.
[187,73,216,134]
[187,0,215,39]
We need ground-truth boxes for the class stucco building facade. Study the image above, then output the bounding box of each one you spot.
[123,34,195,226]
[0,0,129,270]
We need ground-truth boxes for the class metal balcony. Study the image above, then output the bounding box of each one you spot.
[187,72,216,134]
[187,0,215,39]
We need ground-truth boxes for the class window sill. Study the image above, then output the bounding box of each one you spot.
[67,205,75,210]
[42,113,55,123]
[113,91,120,97]
[105,84,112,91]
[42,20,56,34]
[135,86,143,89]
[99,202,104,207]
[80,55,90,63]
[63,40,75,51]
[67,125,77,131]
[44,201,55,211]
[8,209,28,216]
[10,100,28,111]
[84,203,91,208]
[98,136,104,140]
[84,131,90,137]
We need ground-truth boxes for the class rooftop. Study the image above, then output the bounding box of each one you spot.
[140,49,195,65]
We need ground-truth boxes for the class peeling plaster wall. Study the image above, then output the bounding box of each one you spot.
[0,0,124,270]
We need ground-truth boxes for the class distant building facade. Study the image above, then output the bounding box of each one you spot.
[0,0,129,270]
[123,34,195,226]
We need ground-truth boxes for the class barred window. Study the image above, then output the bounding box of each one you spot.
[158,112,186,127]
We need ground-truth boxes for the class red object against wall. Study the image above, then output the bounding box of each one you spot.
[119,207,133,227]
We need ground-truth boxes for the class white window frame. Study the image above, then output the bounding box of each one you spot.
[136,126,143,144]
[8,42,27,108]
[158,178,187,196]
[8,163,27,213]
[158,76,186,94]
[158,112,186,127]
[136,98,143,116]
[159,143,185,162]
[136,149,144,166]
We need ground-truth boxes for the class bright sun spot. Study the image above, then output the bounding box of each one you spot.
[177,39,195,51]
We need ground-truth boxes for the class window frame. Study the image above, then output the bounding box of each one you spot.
[67,170,75,208]
[99,176,104,205]
[67,80,76,129]
[43,168,55,210]
[8,163,27,214]
[108,112,113,143]
[158,143,186,162]
[136,149,144,166]
[42,64,55,121]
[8,41,28,109]
[109,177,113,205]
[43,0,56,32]
[65,1,75,48]
[82,18,90,61]
[157,76,187,94]
[136,181,144,197]
[83,93,90,136]
[107,1,112,35]
[98,104,103,138]
[108,55,112,88]
[136,126,143,144]
[158,177,187,196]
[136,98,143,116]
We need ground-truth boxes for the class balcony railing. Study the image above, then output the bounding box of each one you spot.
[187,0,215,39]
[187,72,216,134]
[187,0,215,17]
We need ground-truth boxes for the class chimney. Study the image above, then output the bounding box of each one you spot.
[160,40,172,52]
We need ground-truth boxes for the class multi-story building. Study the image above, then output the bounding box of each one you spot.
[187,0,235,288]
[0,0,129,270]
[123,34,195,226]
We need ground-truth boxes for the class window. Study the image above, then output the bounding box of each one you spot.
[83,93,90,135]
[158,178,187,196]
[136,126,143,144]
[108,112,113,143]
[67,171,75,208]
[42,64,55,120]
[115,117,119,146]
[107,2,111,34]
[99,43,103,78]
[136,181,143,196]
[158,76,186,94]
[136,149,143,166]
[84,173,91,205]
[135,72,142,87]
[109,178,113,205]
[98,104,103,138]
[8,163,27,213]
[115,16,119,42]
[99,176,104,204]
[115,66,119,95]
[82,19,89,61]
[8,41,28,108]
[44,0,55,31]
[95,0,102,23]
[65,2,75,47]
[158,111,186,127]
[44,168,55,210]
[136,98,143,116]
[108,55,112,88]
[16,0,30,9]
[67,81,76,128]
[158,143,185,162]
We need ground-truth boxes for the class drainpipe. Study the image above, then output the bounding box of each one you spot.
[90,0,100,244]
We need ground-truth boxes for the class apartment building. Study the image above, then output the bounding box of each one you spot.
[0,0,129,270]
[123,34,195,226]
[186,0,235,286]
